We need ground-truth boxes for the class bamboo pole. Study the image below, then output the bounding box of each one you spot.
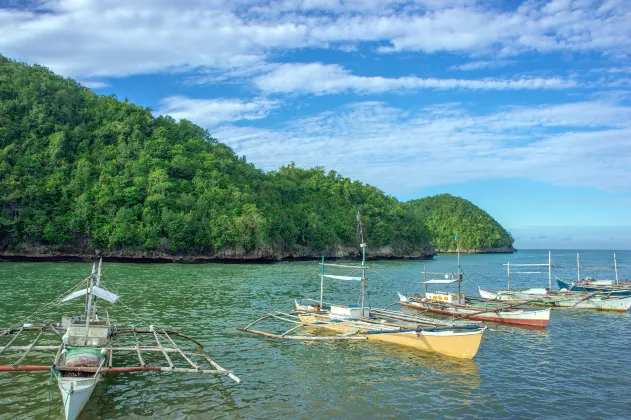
[108,345,113,369]
[0,327,23,356]
[53,343,64,366]
[133,331,145,367]
[48,324,62,337]
[151,327,174,369]
[12,329,43,367]
[0,365,232,374]
[237,327,367,340]
[161,329,199,370]
[195,349,241,384]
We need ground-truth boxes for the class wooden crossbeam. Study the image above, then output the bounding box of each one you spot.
[133,331,145,367]
[12,329,43,367]
[0,327,23,356]
[151,328,174,368]
[161,330,199,370]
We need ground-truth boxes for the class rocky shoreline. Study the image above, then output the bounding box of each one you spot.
[435,246,517,254]
[0,242,437,263]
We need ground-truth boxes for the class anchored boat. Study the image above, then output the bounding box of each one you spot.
[238,215,487,360]
[0,259,240,419]
[397,247,551,328]
[478,252,631,311]
[556,253,631,295]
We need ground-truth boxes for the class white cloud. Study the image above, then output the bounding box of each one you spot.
[78,80,109,89]
[212,100,631,194]
[158,96,279,127]
[1,0,630,79]
[449,60,515,71]
[253,62,577,94]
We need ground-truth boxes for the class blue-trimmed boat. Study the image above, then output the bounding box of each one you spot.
[558,253,631,295]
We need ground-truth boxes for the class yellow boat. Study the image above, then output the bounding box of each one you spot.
[238,215,486,360]
[294,302,484,359]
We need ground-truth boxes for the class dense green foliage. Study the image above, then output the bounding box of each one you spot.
[405,194,514,251]
[0,56,431,254]
[0,57,512,256]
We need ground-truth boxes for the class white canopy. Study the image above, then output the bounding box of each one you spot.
[423,279,460,284]
[322,274,362,281]
[62,286,119,304]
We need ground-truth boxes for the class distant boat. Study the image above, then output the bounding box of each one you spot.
[477,252,631,312]
[557,253,631,295]
[0,259,240,419]
[397,244,551,327]
[239,214,487,359]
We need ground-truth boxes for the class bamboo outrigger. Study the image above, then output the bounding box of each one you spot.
[239,214,487,359]
[478,252,631,311]
[0,259,239,419]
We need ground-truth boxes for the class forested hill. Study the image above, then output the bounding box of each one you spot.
[0,56,433,260]
[0,56,512,261]
[405,194,515,252]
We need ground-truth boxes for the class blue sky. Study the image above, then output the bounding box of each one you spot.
[2,0,631,250]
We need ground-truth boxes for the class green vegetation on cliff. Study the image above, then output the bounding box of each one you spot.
[405,194,514,251]
[0,56,430,256]
[0,56,513,258]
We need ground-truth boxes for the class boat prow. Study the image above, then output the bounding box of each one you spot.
[58,376,99,420]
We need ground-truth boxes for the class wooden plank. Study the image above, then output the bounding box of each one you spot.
[133,331,145,367]
[161,330,199,370]
[0,327,24,355]
[237,327,367,340]
[12,329,43,367]
[151,328,174,368]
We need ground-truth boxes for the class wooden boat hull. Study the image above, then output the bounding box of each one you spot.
[296,313,484,359]
[557,279,631,295]
[400,300,550,327]
[479,288,631,311]
[58,375,99,420]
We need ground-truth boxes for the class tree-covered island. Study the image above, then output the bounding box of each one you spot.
[0,56,515,262]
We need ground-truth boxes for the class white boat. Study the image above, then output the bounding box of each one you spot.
[478,251,631,312]
[0,259,240,419]
[479,287,631,311]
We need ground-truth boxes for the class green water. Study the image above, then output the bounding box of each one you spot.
[1,250,630,419]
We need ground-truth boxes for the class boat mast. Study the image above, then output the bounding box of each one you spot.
[614,253,619,285]
[456,233,461,301]
[548,250,552,291]
[577,253,580,282]
[91,259,102,321]
[424,264,427,295]
[320,255,324,308]
[84,263,96,345]
[358,212,366,313]
[507,262,511,291]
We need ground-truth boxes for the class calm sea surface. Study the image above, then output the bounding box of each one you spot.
[1,249,630,419]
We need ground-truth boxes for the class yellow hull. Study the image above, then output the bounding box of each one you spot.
[297,314,483,359]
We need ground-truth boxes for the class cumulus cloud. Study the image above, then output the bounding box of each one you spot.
[449,60,515,71]
[253,62,577,94]
[210,100,631,194]
[158,96,279,127]
[1,0,630,79]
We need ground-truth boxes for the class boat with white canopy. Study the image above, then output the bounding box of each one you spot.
[239,215,487,359]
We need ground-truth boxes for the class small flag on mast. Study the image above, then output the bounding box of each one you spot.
[454,233,459,241]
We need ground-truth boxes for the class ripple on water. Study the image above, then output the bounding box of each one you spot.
[1,251,630,419]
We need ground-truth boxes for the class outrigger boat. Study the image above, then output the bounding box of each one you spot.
[238,217,487,360]
[556,253,631,295]
[478,252,631,311]
[0,259,239,420]
[397,244,551,327]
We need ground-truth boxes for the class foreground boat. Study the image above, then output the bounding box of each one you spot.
[238,216,486,359]
[0,259,239,419]
[478,252,631,312]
